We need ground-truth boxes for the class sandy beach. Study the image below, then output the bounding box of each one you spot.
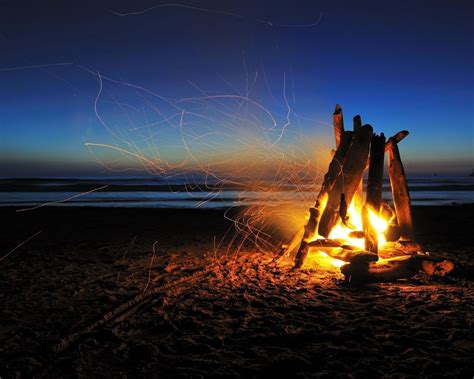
[1,205,473,377]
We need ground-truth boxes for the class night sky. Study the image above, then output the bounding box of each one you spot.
[1,0,472,177]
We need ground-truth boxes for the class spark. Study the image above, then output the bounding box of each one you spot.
[109,4,324,29]
[0,62,72,72]
[16,185,109,212]
[269,12,324,28]
[0,231,42,263]
[273,72,292,145]
[82,67,325,272]
[116,235,139,285]
[122,235,138,261]
[108,3,244,20]
[143,241,158,292]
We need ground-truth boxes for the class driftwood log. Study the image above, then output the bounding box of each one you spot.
[348,230,365,239]
[333,104,344,147]
[326,248,378,264]
[353,115,362,132]
[292,129,354,267]
[362,133,386,254]
[394,240,423,253]
[387,134,415,240]
[340,255,454,283]
[289,131,354,266]
[353,115,364,200]
[384,225,401,242]
[318,124,373,238]
[307,239,342,248]
[385,130,409,151]
[277,227,304,261]
[280,105,353,264]
[283,105,427,273]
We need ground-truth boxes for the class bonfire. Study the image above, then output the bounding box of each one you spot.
[279,105,454,282]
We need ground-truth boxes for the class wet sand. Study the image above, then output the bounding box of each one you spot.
[1,205,473,377]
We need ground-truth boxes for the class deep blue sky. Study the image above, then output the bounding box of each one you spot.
[0,0,473,177]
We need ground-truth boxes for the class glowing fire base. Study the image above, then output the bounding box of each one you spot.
[280,105,454,282]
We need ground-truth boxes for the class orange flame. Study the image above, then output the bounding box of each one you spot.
[304,194,390,269]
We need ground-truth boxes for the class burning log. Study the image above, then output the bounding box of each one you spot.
[363,133,386,254]
[341,256,419,282]
[341,255,454,283]
[387,133,415,241]
[376,241,422,259]
[277,227,304,261]
[318,124,373,238]
[348,230,365,239]
[307,239,341,248]
[326,248,378,264]
[333,104,344,147]
[380,200,394,221]
[378,248,414,259]
[294,243,310,269]
[290,105,355,267]
[291,130,354,267]
[325,131,354,188]
[285,105,444,277]
[394,240,423,253]
[381,200,399,241]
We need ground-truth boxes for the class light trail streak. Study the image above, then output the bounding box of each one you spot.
[16,185,109,212]
[0,231,42,263]
[109,3,324,29]
[83,66,327,269]
[0,62,72,72]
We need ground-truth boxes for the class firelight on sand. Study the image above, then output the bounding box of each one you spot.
[316,251,345,269]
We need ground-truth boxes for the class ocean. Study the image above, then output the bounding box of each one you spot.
[0,176,473,209]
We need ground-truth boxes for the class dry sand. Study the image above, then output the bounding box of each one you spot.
[1,205,473,377]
